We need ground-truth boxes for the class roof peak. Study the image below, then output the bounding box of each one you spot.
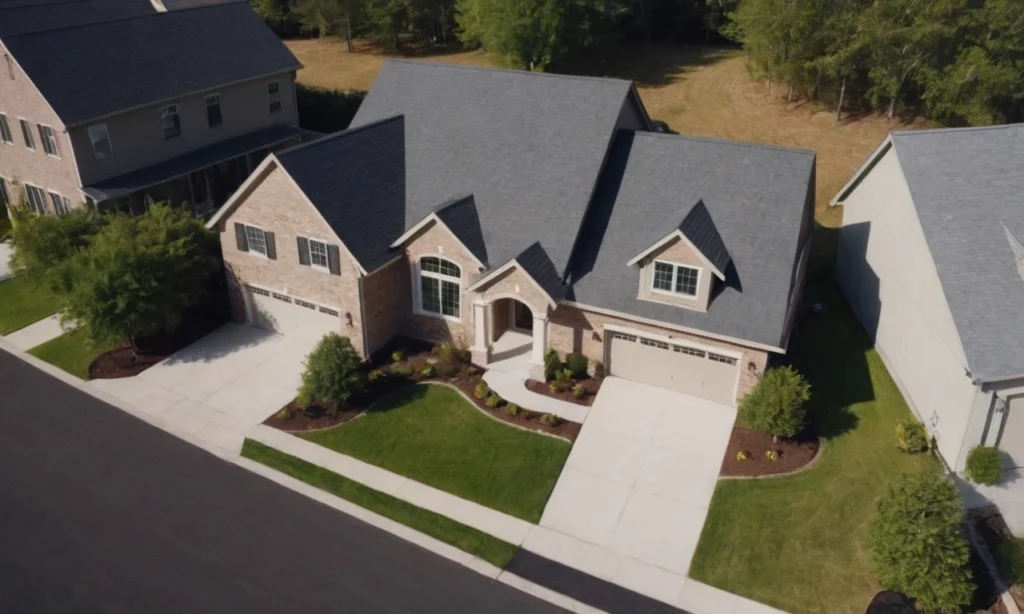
[276,115,405,159]
[892,123,1024,138]
[3,0,246,37]
[381,58,634,89]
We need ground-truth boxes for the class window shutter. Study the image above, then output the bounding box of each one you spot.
[234,223,248,252]
[264,231,277,260]
[327,244,341,276]
[297,237,311,266]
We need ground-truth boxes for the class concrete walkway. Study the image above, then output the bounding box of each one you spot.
[3,314,67,350]
[484,331,589,423]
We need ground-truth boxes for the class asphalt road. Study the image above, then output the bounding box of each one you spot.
[0,350,567,614]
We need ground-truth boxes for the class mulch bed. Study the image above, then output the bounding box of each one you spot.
[264,341,581,441]
[525,375,603,407]
[971,507,1024,612]
[718,426,819,477]
[88,315,227,380]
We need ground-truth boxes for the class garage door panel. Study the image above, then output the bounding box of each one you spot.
[608,333,738,405]
[244,286,340,346]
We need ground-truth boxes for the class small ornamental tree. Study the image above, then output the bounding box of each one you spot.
[9,205,108,288]
[58,204,217,354]
[869,473,974,613]
[297,333,366,408]
[966,445,1003,485]
[738,365,811,441]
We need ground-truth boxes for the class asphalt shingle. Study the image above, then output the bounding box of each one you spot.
[0,0,155,37]
[433,195,489,267]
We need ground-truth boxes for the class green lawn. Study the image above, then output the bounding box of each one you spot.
[241,439,518,567]
[0,275,61,335]
[301,384,572,522]
[688,285,940,614]
[28,328,118,379]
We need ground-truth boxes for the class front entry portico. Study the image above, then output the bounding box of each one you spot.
[471,296,549,381]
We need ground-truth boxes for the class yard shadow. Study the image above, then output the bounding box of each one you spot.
[157,323,276,366]
[359,381,430,415]
[548,43,738,89]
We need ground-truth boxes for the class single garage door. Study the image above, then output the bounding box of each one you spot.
[999,395,1024,468]
[244,285,340,346]
[608,331,739,405]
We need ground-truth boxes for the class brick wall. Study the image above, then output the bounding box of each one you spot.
[362,255,409,356]
[217,164,368,355]
[548,303,769,402]
[475,266,550,320]
[491,298,510,342]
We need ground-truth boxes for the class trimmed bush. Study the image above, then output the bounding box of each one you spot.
[420,366,435,378]
[869,473,974,613]
[556,368,573,383]
[567,352,589,378]
[967,445,1003,485]
[486,393,500,408]
[297,334,366,409]
[458,348,472,364]
[543,348,561,381]
[736,449,749,461]
[466,365,480,376]
[474,381,489,399]
[540,413,560,427]
[368,369,384,382]
[506,402,520,416]
[896,419,929,453]
[392,364,414,377]
[549,380,570,394]
[275,408,292,420]
[738,365,811,440]
[572,384,585,399]
[432,343,460,377]
[391,349,405,363]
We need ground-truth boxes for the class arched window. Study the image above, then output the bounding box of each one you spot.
[418,256,461,318]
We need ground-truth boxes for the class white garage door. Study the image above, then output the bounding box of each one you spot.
[244,285,340,346]
[608,332,739,405]
[999,396,1024,469]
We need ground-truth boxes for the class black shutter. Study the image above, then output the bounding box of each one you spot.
[264,231,277,260]
[234,223,248,252]
[327,244,341,276]
[297,237,311,266]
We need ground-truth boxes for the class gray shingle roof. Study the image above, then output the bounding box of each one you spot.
[0,0,155,37]
[433,195,489,267]
[275,117,406,273]
[350,59,639,276]
[568,131,815,348]
[3,1,299,126]
[646,199,731,275]
[514,242,567,303]
[890,124,1024,382]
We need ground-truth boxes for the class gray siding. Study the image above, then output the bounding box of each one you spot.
[836,146,979,468]
[70,72,299,185]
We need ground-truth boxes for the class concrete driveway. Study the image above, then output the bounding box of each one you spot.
[89,323,310,453]
[539,377,736,576]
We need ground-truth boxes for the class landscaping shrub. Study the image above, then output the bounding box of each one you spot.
[736,449,749,461]
[765,449,778,462]
[556,368,573,383]
[549,380,570,394]
[967,446,1003,485]
[432,343,461,377]
[486,393,500,408]
[567,352,589,378]
[297,334,367,409]
[458,348,472,363]
[543,348,561,381]
[869,473,974,613]
[420,366,435,378]
[466,365,480,376]
[896,419,929,453]
[474,381,489,399]
[572,384,585,399]
[9,205,109,289]
[391,349,405,363]
[392,364,414,377]
[368,369,384,382]
[593,361,605,378]
[506,402,519,416]
[540,413,560,427]
[275,408,292,420]
[738,365,811,441]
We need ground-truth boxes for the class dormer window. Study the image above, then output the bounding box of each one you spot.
[652,260,700,298]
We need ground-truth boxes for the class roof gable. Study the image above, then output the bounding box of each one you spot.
[3,2,300,126]
[468,242,566,307]
[627,199,731,279]
[392,195,489,268]
[350,59,638,277]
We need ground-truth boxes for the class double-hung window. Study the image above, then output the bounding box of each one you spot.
[205,94,222,127]
[0,113,11,144]
[38,124,58,157]
[88,123,113,159]
[19,119,33,150]
[159,104,181,139]
[0,177,10,206]
[651,260,700,298]
[418,256,461,318]
[24,184,46,215]
[308,238,329,270]
[267,82,281,113]
[244,225,268,256]
[48,191,70,215]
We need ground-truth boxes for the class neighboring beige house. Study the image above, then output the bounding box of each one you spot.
[0,0,304,218]
[833,124,1024,482]
[208,61,816,407]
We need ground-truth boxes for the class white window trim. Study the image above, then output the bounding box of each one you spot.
[158,103,181,140]
[88,123,113,160]
[24,182,47,214]
[306,236,332,274]
[241,222,269,259]
[47,189,70,215]
[411,255,463,323]
[38,123,60,158]
[17,117,35,152]
[0,113,13,145]
[650,259,702,300]
[204,93,223,127]
[267,81,281,113]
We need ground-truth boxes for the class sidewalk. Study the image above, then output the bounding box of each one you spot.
[483,369,589,423]
[247,422,787,614]
[3,314,66,350]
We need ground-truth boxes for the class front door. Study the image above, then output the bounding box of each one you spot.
[511,300,533,333]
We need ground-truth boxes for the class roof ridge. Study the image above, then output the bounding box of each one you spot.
[892,123,1024,137]
[381,58,634,89]
[276,115,404,159]
[632,129,816,157]
[3,0,247,37]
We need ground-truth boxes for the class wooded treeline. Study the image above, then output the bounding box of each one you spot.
[254,0,1023,126]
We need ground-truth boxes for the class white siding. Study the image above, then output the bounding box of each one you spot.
[836,146,979,468]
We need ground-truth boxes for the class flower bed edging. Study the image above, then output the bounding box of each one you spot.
[718,437,825,480]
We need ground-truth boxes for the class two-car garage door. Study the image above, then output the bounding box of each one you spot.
[608,331,739,405]
[244,285,341,346]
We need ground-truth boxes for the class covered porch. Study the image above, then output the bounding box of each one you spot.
[470,296,549,382]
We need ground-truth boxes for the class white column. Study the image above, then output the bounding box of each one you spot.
[531,315,548,364]
[471,301,487,351]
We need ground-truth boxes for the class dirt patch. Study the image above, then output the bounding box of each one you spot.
[88,316,225,380]
[525,376,602,407]
[719,426,819,478]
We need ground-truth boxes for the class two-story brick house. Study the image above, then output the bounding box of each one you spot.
[0,0,304,217]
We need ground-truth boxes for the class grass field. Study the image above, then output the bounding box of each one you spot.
[0,276,61,335]
[27,328,118,380]
[301,384,571,523]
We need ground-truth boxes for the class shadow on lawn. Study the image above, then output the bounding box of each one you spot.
[549,43,737,90]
